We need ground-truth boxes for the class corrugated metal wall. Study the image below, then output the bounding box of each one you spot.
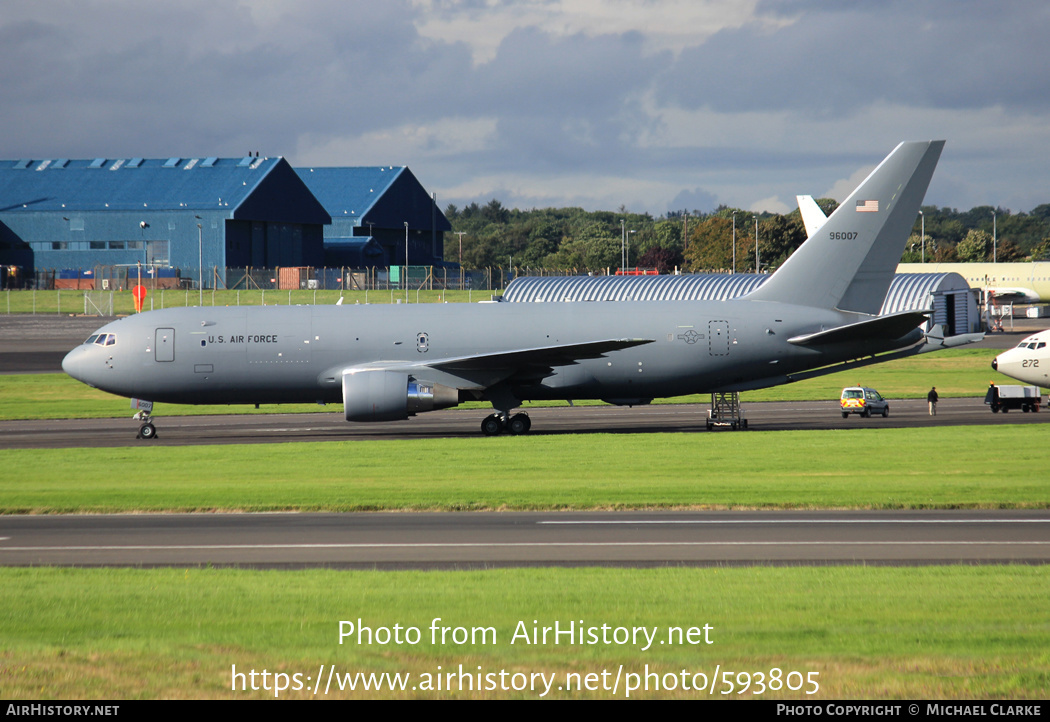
[503,272,980,334]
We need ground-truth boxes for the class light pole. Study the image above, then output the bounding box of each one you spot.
[620,219,625,273]
[138,221,148,290]
[992,209,997,263]
[753,216,759,273]
[627,229,635,272]
[732,212,737,273]
[919,210,925,263]
[404,222,409,302]
[456,231,466,290]
[195,215,203,306]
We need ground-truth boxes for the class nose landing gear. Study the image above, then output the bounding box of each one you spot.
[132,404,158,440]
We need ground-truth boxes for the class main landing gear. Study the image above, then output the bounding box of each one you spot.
[481,412,532,436]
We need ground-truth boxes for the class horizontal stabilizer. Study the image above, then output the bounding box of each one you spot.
[917,324,985,353]
[788,311,929,346]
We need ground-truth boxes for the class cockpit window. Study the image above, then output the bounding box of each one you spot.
[89,334,116,347]
[85,334,100,345]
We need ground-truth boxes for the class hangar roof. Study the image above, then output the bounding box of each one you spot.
[296,165,451,231]
[296,166,404,219]
[0,157,328,224]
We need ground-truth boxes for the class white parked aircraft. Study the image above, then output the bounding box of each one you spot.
[992,330,1050,387]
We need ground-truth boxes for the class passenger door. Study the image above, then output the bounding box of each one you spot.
[155,328,175,362]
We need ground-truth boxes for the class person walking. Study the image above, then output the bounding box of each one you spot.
[927,386,939,416]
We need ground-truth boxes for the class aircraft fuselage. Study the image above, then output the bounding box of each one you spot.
[63,300,908,407]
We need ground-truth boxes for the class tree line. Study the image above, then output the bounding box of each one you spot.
[443,199,1050,272]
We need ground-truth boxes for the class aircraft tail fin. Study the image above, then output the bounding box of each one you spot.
[748,141,944,314]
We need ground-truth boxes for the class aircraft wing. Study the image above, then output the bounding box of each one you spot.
[348,338,654,389]
[787,310,930,347]
[986,288,1040,303]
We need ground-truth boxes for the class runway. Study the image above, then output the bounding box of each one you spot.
[1,395,1044,449]
[2,510,1048,568]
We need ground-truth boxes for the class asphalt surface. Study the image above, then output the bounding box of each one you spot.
[1,396,1045,449]
[2,511,1048,568]
[2,313,1047,569]
[0,315,107,373]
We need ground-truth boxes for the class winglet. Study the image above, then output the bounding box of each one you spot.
[748,141,944,314]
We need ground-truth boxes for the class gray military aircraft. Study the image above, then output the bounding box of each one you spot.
[64,140,963,438]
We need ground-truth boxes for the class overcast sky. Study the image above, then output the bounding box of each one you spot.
[3,0,1048,216]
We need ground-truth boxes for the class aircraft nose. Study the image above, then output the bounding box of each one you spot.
[62,345,91,384]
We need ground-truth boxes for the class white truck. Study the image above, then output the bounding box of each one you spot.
[985,384,1042,413]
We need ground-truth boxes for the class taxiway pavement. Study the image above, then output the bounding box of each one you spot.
[2,510,1048,568]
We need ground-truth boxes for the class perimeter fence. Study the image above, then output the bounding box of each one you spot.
[4,265,631,314]
[24,265,607,293]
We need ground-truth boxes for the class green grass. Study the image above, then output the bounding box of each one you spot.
[1,288,486,314]
[739,347,1028,401]
[2,426,1048,513]
[1,566,1046,699]
[0,347,1028,422]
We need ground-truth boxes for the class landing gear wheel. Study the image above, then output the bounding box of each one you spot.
[507,413,531,435]
[138,422,157,440]
[481,414,503,436]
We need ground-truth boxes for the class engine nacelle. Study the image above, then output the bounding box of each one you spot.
[343,370,459,422]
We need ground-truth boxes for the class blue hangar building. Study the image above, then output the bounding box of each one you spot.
[0,157,449,287]
[296,165,451,269]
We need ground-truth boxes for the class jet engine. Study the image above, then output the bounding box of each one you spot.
[342,370,459,422]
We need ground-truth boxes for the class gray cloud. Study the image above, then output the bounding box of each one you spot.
[659,0,1050,116]
[2,1,1050,215]
[669,187,719,215]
